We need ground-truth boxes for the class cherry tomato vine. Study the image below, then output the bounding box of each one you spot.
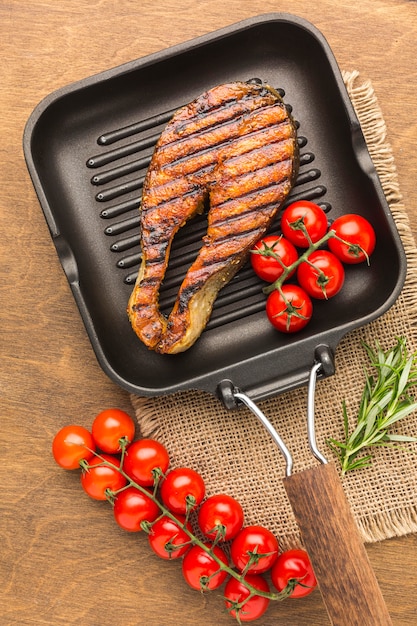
[250,201,376,333]
[52,409,317,623]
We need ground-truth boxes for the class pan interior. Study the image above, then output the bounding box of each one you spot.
[26,16,405,397]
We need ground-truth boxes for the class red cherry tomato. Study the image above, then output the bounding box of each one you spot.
[80,454,127,500]
[297,249,345,299]
[182,543,228,591]
[250,235,298,282]
[160,467,205,515]
[123,439,170,487]
[148,514,192,560]
[328,214,376,264]
[231,525,279,574]
[52,425,96,470]
[224,573,270,622]
[266,284,313,333]
[91,408,136,453]
[113,486,159,532]
[198,494,244,542]
[271,549,317,598]
[281,201,328,248]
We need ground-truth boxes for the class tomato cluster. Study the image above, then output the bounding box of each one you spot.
[52,408,317,622]
[251,200,376,333]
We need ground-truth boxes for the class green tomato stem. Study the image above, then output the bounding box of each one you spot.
[263,230,332,294]
[262,229,366,295]
[82,452,293,603]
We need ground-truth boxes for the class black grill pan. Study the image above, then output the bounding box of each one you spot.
[23,15,406,622]
[23,13,406,402]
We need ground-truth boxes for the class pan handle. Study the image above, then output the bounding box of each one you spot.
[224,360,393,625]
[283,462,392,625]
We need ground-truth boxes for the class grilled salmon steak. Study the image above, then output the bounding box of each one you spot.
[127,81,299,353]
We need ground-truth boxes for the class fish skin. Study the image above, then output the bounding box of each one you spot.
[127,81,299,353]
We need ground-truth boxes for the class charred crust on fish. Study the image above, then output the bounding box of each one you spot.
[127,81,299,353]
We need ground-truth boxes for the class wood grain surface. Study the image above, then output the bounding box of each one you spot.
[284,463,394,625]
[2,1,417,625]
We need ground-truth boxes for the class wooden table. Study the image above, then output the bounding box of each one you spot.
[2,1,417,624]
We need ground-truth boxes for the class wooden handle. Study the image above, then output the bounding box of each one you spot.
[283,462,392,626]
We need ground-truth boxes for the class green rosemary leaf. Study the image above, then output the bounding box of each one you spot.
[363,400,383,438]
[384,433,417,443]
[397,356,413,397]
[327,438,347,452]
[344,455,373,472]
[346,420,367,446]
[383,402,417,427]
[364,391,396,434]
[342,401,349,439]
[327,337,417,474]
[369,430,390,445]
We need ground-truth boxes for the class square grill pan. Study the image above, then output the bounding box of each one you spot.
[23,13,406,402]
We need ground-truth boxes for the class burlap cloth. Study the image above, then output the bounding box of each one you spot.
[130,71,417,549]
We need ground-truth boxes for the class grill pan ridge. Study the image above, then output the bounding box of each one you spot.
[23,13,406,401]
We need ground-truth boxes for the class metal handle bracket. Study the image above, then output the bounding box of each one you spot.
[217,349,331,473]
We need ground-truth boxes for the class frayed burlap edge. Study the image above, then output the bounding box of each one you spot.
[340,70,417,542]
[130,71,417,546]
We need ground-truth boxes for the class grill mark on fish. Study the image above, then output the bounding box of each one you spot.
[166,84,274,127]
[160,101,287,155]
[175,281,207,314]
[162,93,277,144]
[210,164,293,209]
[144,158,290,213]
[141,186,204,214]
[158,106,289,168]
[208,196,288,233]
[134,275,161,287]
[145,132,294,209]
[127,81,299,353]
[205,210,284,252]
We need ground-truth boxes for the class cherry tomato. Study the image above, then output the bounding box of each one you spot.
[328,214,376,264]
[271,549,317,598]
[231,525,279,574]
[297,250,345,299]
[198,494,244,542]
[81,454,127,500]
[92,408,136,453]
[224,573,270,622]
[281,200,328,248]
[148,514,192,560]
[250,235,298,282]
[182,543,228,591]
[266,284,313,333]
[123,439,170,487]
[160,467,205,515]
[52,425,96,470]
[113,486,159,532]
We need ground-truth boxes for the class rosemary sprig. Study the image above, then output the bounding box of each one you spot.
[327,337,417,474]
